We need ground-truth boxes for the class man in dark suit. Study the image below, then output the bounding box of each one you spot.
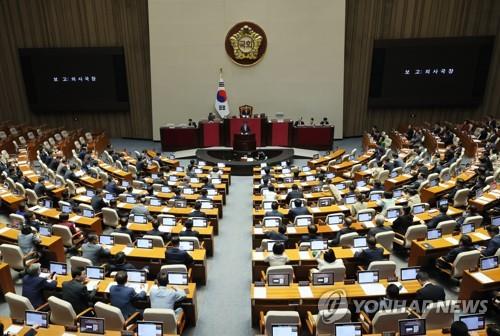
[391,206,414,235]
[90,189,107,212]
[114,217,136,242]
[427,204,451,229]
[189,202,206,218]
[108,252,139,274]
[146,220,170,243]
[264,225,288,246]
[482,226,500,256]
[109,271,147,318]
[179,219,199,239]
[22,263,57,308]
[367,215,392,237]
[300,224,322,243]
[288,199,310,223]
[354,236,384,267]
[264,201,283,219]
[285,184,304,205]
[34,177,48,197]
[414,271,446,313]
[166,236,194,266]
[63,164,79,182]
[61,267,96,314]
[437,235,474,269]
[105,178,125,195]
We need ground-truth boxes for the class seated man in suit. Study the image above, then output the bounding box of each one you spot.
[285,184,304,205]
[146,219,171,243]
[264,225,288,247]
[114,217,136,242]
[82,234,110,266]
[300,224,322,243]
[165,236,194,266]
[180,219,199,239]
[363,283,400,318]
[354,236,384,267]
[288,198,310,223]
[22,263,57,308]
[481,225,500,256]
[109,271,147,318]
[108,252,138,274]
[367,214,392,237]
[90,189,107,213]
[34,176,49,197]
[330,217,355,246]
[189,201,206,218]
[391,206,416,235]
[427,204,451,229]
[413,271,446,313]
[436,235,474,269]
[62,267,96,314]
[264,201,283,219]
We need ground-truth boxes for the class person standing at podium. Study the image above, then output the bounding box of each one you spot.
[240,122,251,135]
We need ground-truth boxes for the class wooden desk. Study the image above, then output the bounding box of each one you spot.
[29,205,103,234]
[78,175,103,189]
[0,187,25,210]
[469,187,500,212]
[98,162,132,181]
[106,244,207,285]
[252,180,330,194]
[0,263,15,294]
[408,228,490,267]
[459,268,500,300]
[0,224,65,262]
[328,151,375,173]
[420,171,476,203]
[383,173,415,191]
[307,149,345,169]
[250,280,421,326]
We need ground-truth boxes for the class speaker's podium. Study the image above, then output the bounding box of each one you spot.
[233,133,256,152]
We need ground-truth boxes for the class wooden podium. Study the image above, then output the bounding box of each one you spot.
[233,133,256,152]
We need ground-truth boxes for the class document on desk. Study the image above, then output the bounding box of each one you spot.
[362,222,375,228]
[360,283,386,296]
[287,227,296,234]
[472,272,494,284]
[0,227,10,234]
[5,325,23,335]
[161,207,171,213]
[69,215,81,222]
[444,237,459,245]
[310,207,321,213]
[473,232,490,241]
[253,252,265,260]
[159,226,172,233]
[328,224,341,232]
[253,287,267,299]
[254,228,263,235]
[299,286,313,298]
[122,247,133,256]
[299,251,311,260]
[338,206,349,212]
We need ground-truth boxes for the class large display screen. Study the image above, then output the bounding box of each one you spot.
[368,36,494,108]
[19,47,129,113]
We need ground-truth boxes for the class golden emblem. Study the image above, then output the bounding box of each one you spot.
[225,22,267,66]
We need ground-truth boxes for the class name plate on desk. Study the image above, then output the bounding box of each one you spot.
[299,286,313,298]
[444,237,459,245]
[473,232,490,240]
[299,251,311,260]
[254,228,264,235]
[310,207,321,213]
[328,224,341,232]
[287,227,297,234]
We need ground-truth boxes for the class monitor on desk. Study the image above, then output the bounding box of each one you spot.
[169,175,178,182]
[25,310,49,328]
[79,317,105,334]
[183,188,194,195]
[83,209,94,218]
[104,193,115,201]
[334,322,362,336]
[475,189,484,198]
[429,178,439,187]
[305,175,315,182]
[217,163,225,168]
[353,237,367,248]
[461,223,475,234]
[387,208,400,219]
[295,217,312,227]
[133,214,147,224]
[212,178,222,184]
[161,186,171,193]
[358,271,379,284]
[43,199,53,208]
[284,177,293,183]
[327,214,343,225]
[357,212,372,222]
[137,321,163,336]
[136,238,153,249]
[326,173,335,179]
[492,215,500,227]
[282,168,291,174]
[161,216,176,226]
[412,204,425,215]
[149,198,161,206]
[175,167,184,172]
[151,173,158,179]
[263,217,281,228]
[399,318,426,336]
[361,165,367,171]
[400,267,420,281]
[194,168,203,174]
[174,200,187,208]
[356,180,366,188]
[86,266,105,280]
[179,240,194,251]
[480,256,498,271]
[437,198,449,207]
[49,261,68,275]
[390,170,399,178]
[122,181,129,187]
[207,189,217,196]
[312,272,334,286]
[393,189,403,198]
[280,161,287,167]
[344,195,356,205]
[318,198,332,207]
[127,270,147,283]
[126,196,136,204]
[99,235,114,245]
[310,240,327,251]
[39,225,51,237]
[200,201,213,209]
[263,201,273,211]
[271,324,299,336]
[459,314,485,331]
[427,228,442,240]
[167,272,189,285]
[190,177,199,183]
[369,192,382,201]
[192,217,207,227]
[335,183,346,191]
[61,204,72,213]
[302,166,311,172]
[86,190,95,197]
[268,273,290,286]
[442,173,451,182]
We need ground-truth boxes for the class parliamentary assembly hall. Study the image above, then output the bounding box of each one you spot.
[0,0,499,335]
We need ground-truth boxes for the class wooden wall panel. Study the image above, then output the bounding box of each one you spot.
[343,0,500,137]
[0,0,152,138]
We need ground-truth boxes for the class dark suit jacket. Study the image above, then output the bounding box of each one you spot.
[34,182,48,197]
[22,275,57,308]
[264,210,283,219]
[109,284,146,318]
[90,195,107,212]
[166,247,193,266]
[392,214,414,235]
[288,206,310,222]
[443,246,474,263]
[427,213,451,229]
[180,230,200,239]
[415,283,446,313]
[146,229,170,243]
[285,190,304,205]
[189,210,206,218]
[61,279,94,314]
[300,233,323,243]
[367,226,392,238]
[483,235,500,256]
[265,231,288,245]
[355,247,385,267]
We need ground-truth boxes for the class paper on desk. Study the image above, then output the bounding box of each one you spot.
[310,207,321,213]
[254,252,265,260]
[122,247,133,256]
[473,232,490,241]
[360,283,386,296]
[5,325,23,335]
[362,222,375,228]
[472,272,494,284]
[338,206,349,211]
[328,224,341,232]
[159,226,172,233]
[444,237,459,245]
[299,251,311,260]
[391,282,408,294]
[0,227,10,234]
[254,228,263,235]
[69,215,81,222]
[161,207,171,213]
[299,286,314,298]
[287,227,297,234]
[253,287,267,299]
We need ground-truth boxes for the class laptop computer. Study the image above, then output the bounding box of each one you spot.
[334,322,363,336]
[270,324,299,336]
[167,272,189,285]
[133,214,147,224]
[295,217,312,227]
[327,214,343,225]
[312,272,334,286]
[82,209,94,218]
[79,317,105,334]
[458,314,485,331]
[427,229,442,240]
[357,271,379,284]
[357,212,373,223]
[126,270,147,293]
[263,217,281,228]
[86,266,105,290]
[353,237,367,249]
[99,235,114,246]
[39,225,51,237]
[179,240,194,251]
[310,240,327,251]
[61,204,72,214]
[412,204,425,215]
[43,199,53,208]
[136,238,153,249]
[400,267,420,281]
[344,195,356,205]
[387,208,400,220]
[480,256,498,271]
[461,223,475,234]
[49,261,68,275]
[369,193,382,201]
[268,273,290,286]
[25,310,49,328]
[192,218,207,227]
[137,321,163,336]
[399,318,426,336]
[393,189,403,198]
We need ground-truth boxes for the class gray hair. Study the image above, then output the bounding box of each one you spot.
[375,214,385,226]
[27,263,41,276]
